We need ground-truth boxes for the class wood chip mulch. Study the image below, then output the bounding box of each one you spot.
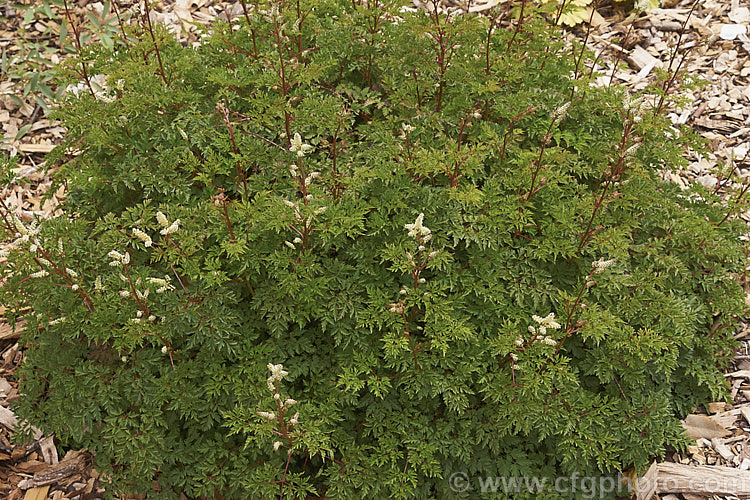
[1,0,750,498]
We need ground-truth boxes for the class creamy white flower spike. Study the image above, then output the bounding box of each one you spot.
[289,133,313,157]
[66,74,112,101]
[553,101,571,120]
[405,213,432,241]
[267,363,289,391]
[108,249,130,267]
[592,258,616,274]
[13,215,28,235]
[625,143,641,156]
[132,228,153,247]
[160,219,180,236]
[147,275,175,293]
[156,211,169,228]
[108,250,124,260]
[531,312,561,330]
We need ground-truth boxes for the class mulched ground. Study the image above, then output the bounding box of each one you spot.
[1,0,750,498]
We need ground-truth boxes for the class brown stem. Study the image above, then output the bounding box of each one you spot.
[577,124,633,253]
[271,16,292,143]
[62,0,96,98]
[606,15,638,89]
[718,180,750,227]
[498,106,537,167]
[525,113,561,203]
[142,1,168,85]
[110,1,130,47]
[411,70,422,109]
[484,2,512,75]
[553,0,571,26]
[217,102,248,196]
[506,0,528,52]
[654,2,698,116]
[572,0,600,81]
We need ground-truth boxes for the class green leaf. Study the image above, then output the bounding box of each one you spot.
[15,123,32,140]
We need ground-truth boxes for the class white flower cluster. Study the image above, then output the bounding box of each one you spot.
[527,312,560,346]
[258,363,300,451]
[147,275,175,293]
[398,123,416,139]
[49,316,66,326]
[108,250,131,267]
[10,215,40,248]
[132,228,153,247]
[66,74,115,102]
[625,143,641,156]
[289,132,313,157]
[388,301,406,314]
[592,257,615,274]
[304,170,320,188]
[156,212,180,236]
[623,93,645,122]
[552,101,571,120]
[405,213,431,242]
[130,310,158,324]
[281,193,327,250]
[511,313,562,369]
[267,363,288,391]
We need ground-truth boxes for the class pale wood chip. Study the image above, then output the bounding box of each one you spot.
[652,462,750,496]
[0,405,43,440]
[711,438,737,462]
[39,436,58,466]
[21,486,49,500]
[682,414,732,440]
[0,321,24,341]
[17,450,89,490]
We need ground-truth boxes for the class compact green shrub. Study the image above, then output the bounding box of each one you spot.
[1,0,748,498]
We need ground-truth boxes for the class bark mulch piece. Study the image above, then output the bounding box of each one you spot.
[2,0,750,498]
